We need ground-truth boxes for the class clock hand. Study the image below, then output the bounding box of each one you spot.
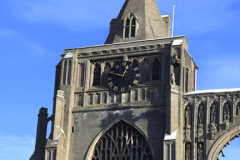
[122,65,129,76]
[108,72,123,77]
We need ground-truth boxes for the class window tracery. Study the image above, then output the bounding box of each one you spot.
[152,58,160,81]
[124,15,138,39]
[141,58,149,82]
[93,63,101,86]
[78,63,85,87]
[91,121,153,160]
[67,60,72,84]
[63,60,67,85]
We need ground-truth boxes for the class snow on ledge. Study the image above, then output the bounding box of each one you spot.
[164,129,178,140]
[162,15,170,17]
[64,52,74,58]
[172,39,183,46]
[184,88,240,96]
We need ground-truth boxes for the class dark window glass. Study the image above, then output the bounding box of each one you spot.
[93,64,101,86]
[125,18,130,38]
[152,59,160,80]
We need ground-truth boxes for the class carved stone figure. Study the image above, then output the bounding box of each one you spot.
[185,129,191,142]
[223,104,230,122]
[237,104,240,116]
[185,106,191,129]
[198,144,203,160]
[186,144,191,160]
[170,72,176,85]
[198,105,204,125]
[210,123,217,140]
[211,104,217,124]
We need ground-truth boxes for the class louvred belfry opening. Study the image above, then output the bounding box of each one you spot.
[91,121,153,160]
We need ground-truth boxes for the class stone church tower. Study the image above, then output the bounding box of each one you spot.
[30,0,240,160]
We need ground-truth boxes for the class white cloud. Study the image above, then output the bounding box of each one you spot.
[0,134,35,160]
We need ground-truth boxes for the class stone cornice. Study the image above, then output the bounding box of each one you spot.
[75,43,170,58]
[61,36,186,58]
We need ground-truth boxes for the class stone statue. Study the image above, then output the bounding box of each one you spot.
[237,104,240,116]
[211,105,217,124]
[170,72,176,85]
[186,144,191,160]
[198,144,203,160]
[223,104,230,122]
[198,105,204,125]
[185,106,191,129]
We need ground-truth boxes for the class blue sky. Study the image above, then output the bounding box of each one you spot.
[0,0,240,159]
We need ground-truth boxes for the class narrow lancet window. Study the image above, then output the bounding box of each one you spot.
[93,63,101,86]
[63,60,67,85]
[125,18,130,38]
[152,58,160,80]
[131,18,136,37]
[67,60,72,84]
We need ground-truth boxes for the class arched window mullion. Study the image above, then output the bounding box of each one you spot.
[125,18,130,38]
[131,18,136,37]
[91,121,153,160]
[93,63,101,86]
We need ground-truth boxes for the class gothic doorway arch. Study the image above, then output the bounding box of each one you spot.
[207,124,240,160]
[86,119,155,160]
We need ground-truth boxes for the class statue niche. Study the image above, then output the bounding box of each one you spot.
[185,143,191,160]
[197,104,204,142]
[210,104,217,140]
[197,143,204,160]
[91,121,153,160]
[237,103,240,116]
[223,103,230,130]
[185,105,192,142]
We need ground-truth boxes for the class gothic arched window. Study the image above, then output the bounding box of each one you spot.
[67,60,72,84]
[152,58,160,81]
[124,16,137,39]
[141,58,150,82]
[125,18,130,38]
[78,63,85,87]
[63,60,67,85]
[104,62,111,86]
[93,63,101,86]
[91,121,153,160]
[131,18,136,37]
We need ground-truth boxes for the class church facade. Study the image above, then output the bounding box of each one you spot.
[30,0,240,160]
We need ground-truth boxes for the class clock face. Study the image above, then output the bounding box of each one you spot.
[107,61,141,93]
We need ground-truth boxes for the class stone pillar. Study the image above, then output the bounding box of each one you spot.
[166,85,180,135]
[163,130,177,160]
[35,107,48,150]
[52,90,66,139]
[84,61,90,90]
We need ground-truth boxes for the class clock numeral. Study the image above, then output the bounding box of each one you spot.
[115,65,119,69]
[134,67,138,71]
[136,74,140,77]
[121,87,125,92]
[113,86,118,91]
[122,62,127,66]
[108,77,112,81]
[130,63,133,67]
[108,81,114,88]
[125,65,129,70]
[129,85,132,89]
[133,79,139,85]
